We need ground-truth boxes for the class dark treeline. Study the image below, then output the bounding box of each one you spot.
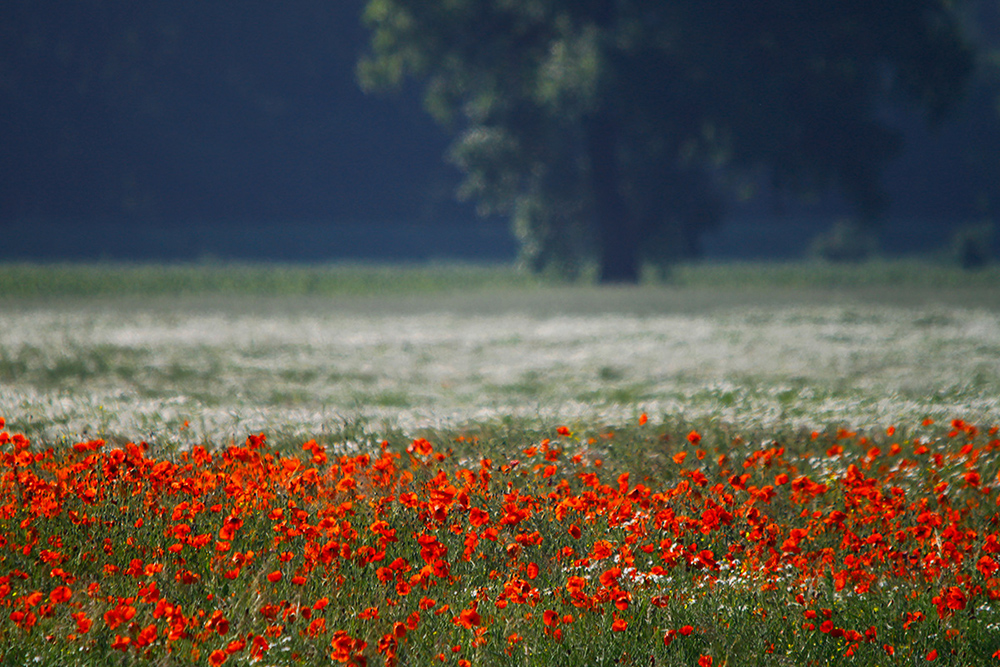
[0,0,466,226]
[1,1,999,264]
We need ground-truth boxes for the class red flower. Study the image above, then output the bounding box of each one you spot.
[266,571,282,583]
[135,624,157,647]
[599,567,621,588]
[687,430,701,444]
[330,630,365,663]
[698,656,713,667]
[308,618,327,637]
[978,555,999,577]
[72,612,92,634]
[457,607,481,628]
[945,586,967,610]
[208,649,227,666]
[49,586,72,604]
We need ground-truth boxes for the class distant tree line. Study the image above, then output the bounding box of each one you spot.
[0,0,463,226]
[1,1,999,271]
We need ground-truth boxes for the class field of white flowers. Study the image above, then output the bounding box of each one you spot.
[2,278,998,449]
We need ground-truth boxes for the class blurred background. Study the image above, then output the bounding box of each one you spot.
[1,0,998,268]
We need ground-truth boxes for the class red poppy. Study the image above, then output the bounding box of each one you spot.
[469,507,490,527]
[49,586,72,604]
[599,567,621,588]
[457,607,481,628]
[308,618,326,637]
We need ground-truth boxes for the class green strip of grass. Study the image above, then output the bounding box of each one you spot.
[0,262,538,298]
[669,259,1000,289]
[0,259,996,299]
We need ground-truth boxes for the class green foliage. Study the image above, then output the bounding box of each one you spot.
[359,0,975,281]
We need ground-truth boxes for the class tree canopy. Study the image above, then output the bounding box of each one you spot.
[360,0,975,281]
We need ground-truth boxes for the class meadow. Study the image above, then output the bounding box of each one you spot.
[1,260,999,665]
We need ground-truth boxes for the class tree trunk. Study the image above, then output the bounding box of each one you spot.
[585,111,639,283]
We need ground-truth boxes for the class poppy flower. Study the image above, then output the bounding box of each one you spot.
[457,607,481,628]
[49,586,72,604]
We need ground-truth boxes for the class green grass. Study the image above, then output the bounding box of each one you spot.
[1,258,998,452]
[669,258,1000,289]
[0,258,998,300]
[0,261,539,299]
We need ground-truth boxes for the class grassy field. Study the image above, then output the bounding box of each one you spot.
[1,260,999,665]
[2,260,998,448]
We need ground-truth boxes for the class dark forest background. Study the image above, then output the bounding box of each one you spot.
[1,0,999,262]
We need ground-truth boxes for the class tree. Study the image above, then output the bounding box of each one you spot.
[359,0,973,282]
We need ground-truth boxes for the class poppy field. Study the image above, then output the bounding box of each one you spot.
[1,262,1000,665]
[2,414,1000,666]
